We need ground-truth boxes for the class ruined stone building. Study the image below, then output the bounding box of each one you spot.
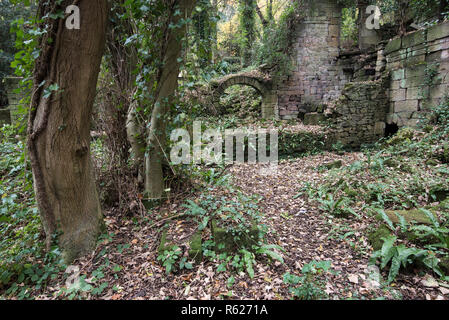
[3,0,449,148]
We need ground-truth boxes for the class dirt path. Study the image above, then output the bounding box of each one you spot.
[47,152,446,300]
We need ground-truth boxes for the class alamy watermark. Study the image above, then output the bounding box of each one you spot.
[65,5,80,30]
[170,121,279,174]
[366,5,382,30]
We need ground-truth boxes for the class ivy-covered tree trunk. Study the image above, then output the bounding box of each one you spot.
[144,0,196,199]
[239,0,256,66]
[266,0,273,22]
[193,0,212,68]
[28,0,108,262]
[211,0,218,63]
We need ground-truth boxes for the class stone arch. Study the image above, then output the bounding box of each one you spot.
[211,74,277,119]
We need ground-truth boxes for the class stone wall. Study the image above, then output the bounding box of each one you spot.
[330,79,389,148]
[322,21,449,147]
[2,77,26,126]
[384,21,449,127]
[276,0,349,120]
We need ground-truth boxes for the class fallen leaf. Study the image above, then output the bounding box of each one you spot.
[421,275,439,288]
[348,274,359,284]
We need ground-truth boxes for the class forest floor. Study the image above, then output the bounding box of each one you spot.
[2,116,448,300]
[30,151,447,300]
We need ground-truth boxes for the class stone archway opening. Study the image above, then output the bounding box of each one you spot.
[210,71,276,119]
[218,84,263,118]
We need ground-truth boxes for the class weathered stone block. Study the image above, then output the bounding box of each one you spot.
[0,109,11,125]
[390,80,401,90]
[427,21,449,42]
[385,37,402,54]
[391,68,405,80]
[374,122,386,135]
[384,209,436,225]
[211,220,259,253]
[407,87,425,100]
[158,229,203,264]
[402,30,427,48]
[405,64,426,78]
[390,89,406,101]
[303,112,326,125]
[429,84,447,99]
[394,100,419,113]
[403,76,424,88]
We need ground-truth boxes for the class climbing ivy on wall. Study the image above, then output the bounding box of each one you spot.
[254,0,303,76]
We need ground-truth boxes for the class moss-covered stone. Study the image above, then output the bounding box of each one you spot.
[401,30,426,48]
[403,229,439,246]
[158,230,177,255]
[368,224,392,251]
[425,158,440,166]
[324,160,343,170]
[158,229,203,263]
[384,209,436,225]
[427,21,449,42]
[188,230,203,264]
[385,37,402,54]
[303,112,326,125]
[386,127,415,145]
[439,256,449,275]
[211,219,259,253]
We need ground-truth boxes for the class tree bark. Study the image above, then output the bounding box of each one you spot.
[144,0,196,199]
[255,3,268,28]
[28,0,108,262]
[105,0,137,166]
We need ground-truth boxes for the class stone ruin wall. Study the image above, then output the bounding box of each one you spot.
[332,20,449,147]
[0,77,25,127]
[3,4,449,149]
[384,21,449,128]
[276,0,350,120]
[329,80,389,148]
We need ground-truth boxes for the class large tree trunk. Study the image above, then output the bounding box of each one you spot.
[144,0,196,199]
[28,0,108,262]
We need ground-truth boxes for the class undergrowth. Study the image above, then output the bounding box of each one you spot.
[305,97,449,283]
[0,125,66,298]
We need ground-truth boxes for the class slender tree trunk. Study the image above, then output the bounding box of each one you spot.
[28,0,108,262]
[256,3,268,29]
[267,0,273,22]
[239,0,256,66]
[211,0,218,63]
[144,0,196,199]
[105,0,137,167]
[126,102,146,183]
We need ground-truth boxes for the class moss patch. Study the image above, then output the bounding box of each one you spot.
[188,230,203,264]
[385,209,436,225]
[211,219,259,253]
[368,224,392,251]
[158,229,203,263]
